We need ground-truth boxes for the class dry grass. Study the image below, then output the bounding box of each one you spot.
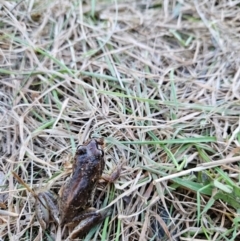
[1,0,240,240]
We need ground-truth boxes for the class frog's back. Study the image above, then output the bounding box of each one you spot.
[59,139,105,225]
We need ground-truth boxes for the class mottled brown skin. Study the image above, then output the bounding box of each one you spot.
[59,139,105,226]
[36,139,108,238]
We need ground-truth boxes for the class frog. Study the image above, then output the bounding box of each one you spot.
[35,138,114,239]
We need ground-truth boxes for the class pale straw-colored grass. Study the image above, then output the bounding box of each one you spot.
[1,0,240,240]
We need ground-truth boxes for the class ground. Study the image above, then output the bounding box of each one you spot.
[1,0,240,240]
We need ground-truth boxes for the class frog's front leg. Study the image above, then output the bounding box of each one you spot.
[101,164,121,183]
[67,208,111,240]
[35,191,60,230]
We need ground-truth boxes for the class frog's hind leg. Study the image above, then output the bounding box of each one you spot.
[67,208,111,239]
[36,191,60,229]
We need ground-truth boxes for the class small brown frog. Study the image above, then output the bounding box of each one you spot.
[35,139,113,239]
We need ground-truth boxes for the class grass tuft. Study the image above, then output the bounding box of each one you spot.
[1,0,240,240]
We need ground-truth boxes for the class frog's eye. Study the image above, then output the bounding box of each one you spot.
[77,147,87,156]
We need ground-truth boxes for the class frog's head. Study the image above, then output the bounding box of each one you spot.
[76,139,104,160]
[73,139,105,176]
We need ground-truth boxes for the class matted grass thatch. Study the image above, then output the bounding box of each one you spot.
[1,0,240,240]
